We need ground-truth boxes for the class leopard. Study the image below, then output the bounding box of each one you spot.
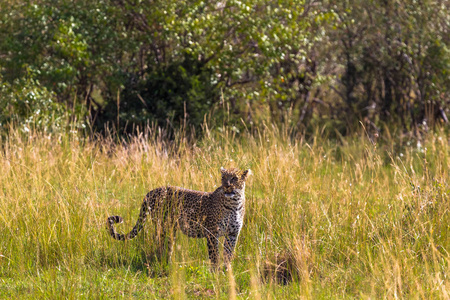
[107,167,251,269]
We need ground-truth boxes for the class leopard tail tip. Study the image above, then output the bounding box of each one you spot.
[107,215,124,224]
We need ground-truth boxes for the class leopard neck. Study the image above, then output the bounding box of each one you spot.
[218,184,246,210]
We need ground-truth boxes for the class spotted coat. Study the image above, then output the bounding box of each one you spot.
[107,167,251,269]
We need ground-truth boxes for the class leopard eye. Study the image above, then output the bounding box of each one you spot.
[231,176,238,182]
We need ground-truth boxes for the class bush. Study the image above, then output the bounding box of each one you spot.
[0,77,82,134]
[95,54,219,135]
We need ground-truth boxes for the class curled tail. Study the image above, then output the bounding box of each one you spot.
[107,196,152,241]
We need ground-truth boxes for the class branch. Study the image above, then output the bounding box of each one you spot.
[330,85,346,102]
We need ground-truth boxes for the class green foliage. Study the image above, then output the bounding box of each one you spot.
[0,0,126,133]
[0,0,448,136]
[0,76,68,133]
[323,0,450,130]
[96,54,219,134]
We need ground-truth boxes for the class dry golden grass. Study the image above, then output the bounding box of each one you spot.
[0,125,449,298]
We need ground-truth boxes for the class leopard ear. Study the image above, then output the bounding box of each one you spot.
[241,169,252,180]
[220,167,226,173]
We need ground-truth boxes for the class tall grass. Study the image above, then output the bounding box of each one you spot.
[0,125,449,298]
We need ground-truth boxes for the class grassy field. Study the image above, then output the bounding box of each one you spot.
[0,125,449,299]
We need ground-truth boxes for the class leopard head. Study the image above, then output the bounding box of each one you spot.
[220,167,251,198]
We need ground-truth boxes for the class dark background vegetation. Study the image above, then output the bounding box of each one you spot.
[1,0,449,138]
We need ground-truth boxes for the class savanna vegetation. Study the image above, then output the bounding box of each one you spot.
[1,0,448,136]
[0,126,449,298]
[1,0,449,298]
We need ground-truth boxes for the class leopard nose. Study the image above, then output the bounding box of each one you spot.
[227,180,230,186]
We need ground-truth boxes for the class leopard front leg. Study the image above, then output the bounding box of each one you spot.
[224,230,240,267]
[206,232,220,270]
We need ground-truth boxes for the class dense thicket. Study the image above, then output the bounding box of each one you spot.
[1,0,449,136]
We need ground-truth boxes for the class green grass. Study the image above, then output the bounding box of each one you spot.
[0,126,449,299]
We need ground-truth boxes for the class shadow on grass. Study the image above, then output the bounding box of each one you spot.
[87,241,175,278]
